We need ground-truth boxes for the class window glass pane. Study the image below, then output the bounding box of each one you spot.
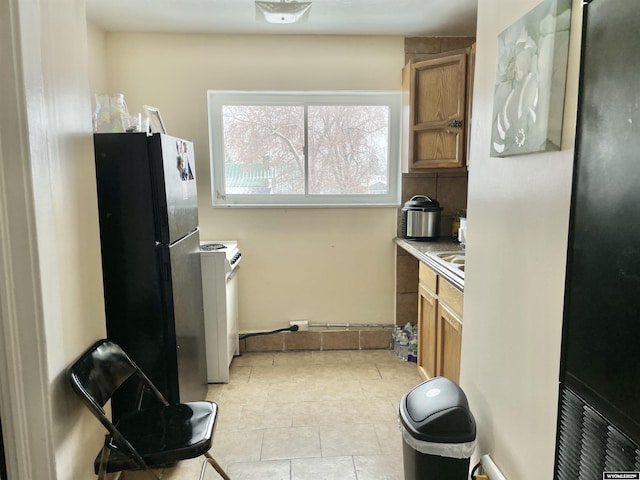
[209,90,400,207]
[307,105,390,195]
[222,105,305,194]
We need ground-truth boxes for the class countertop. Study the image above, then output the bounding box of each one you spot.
[395,237,465,291]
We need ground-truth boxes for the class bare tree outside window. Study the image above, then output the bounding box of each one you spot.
[308,105,389,195]
[208,91,400,207]
[222,105,305,194]
[222,104,389,196]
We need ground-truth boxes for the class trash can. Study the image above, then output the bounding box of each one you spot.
[399,376,476,480]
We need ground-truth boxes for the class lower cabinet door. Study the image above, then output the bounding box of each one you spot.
[417,283,438,379]
[437,302,463,383]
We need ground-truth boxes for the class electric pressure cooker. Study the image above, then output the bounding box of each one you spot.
[401,195,443,241]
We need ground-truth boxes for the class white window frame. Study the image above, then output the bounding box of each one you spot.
[207,90,401,208]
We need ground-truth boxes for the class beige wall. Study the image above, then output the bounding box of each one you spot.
[98,33,404,332]
[460,1,582,478]
[0,1,107,479]
[38,3,107,478]
[87,22,108,95]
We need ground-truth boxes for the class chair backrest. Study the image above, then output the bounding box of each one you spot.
[69,339,175,476]
[69,339,138,418]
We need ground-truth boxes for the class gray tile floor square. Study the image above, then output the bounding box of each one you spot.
[123,349,422,480]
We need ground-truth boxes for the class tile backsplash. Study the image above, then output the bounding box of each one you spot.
[396,171,467,326]
[398,171,468,239]
[396,36,472,326]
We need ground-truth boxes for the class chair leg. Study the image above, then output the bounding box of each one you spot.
[142,469,162,480]
[201,452,231,480]
[98,434,161,480]
[97,435,111,480]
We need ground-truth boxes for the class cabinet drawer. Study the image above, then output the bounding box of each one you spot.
[439,278,464,317]
[419,262,437,292]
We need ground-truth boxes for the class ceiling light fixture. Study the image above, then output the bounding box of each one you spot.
[255,0,312,24]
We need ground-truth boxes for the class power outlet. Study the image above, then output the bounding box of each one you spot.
[289,320,309,331]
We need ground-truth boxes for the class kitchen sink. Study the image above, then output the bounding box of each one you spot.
[437,253,465,264]
[427,251,465,279]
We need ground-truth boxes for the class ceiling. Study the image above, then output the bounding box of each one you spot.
[85,0,478,37]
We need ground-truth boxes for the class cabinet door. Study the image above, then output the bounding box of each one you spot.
[436,302,463,383]
[409,53,467,170]
[465,43,476,167]
[417,283,438,380]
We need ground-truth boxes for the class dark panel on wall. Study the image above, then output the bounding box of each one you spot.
[560,0,640,443]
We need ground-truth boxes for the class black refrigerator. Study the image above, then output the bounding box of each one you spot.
[555,0,640,477]
[94,132,207,421]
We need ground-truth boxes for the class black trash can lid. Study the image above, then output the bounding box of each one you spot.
[399,376,476,443]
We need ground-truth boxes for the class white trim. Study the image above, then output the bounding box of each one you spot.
[0,0,57,478]
[207,90,402,207]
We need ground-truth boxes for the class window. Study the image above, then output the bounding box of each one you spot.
[207,90,401,207]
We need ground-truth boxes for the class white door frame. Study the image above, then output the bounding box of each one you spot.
[0,0,58,478]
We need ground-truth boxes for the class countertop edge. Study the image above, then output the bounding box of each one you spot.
[394,237,465,291]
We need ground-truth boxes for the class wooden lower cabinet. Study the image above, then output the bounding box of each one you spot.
[417,283,437,379]
[416,261,463,383]
[437,302,463,383]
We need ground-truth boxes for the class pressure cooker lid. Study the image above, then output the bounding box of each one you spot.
[403,195,443,211]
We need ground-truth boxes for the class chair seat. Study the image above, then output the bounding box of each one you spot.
[94,401,217,474]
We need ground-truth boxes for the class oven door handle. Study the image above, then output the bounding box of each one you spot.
[226,265,240,282]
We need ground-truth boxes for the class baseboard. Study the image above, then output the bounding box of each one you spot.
[240,328,393,353]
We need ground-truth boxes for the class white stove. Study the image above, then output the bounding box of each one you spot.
[200,240,241,276]
[200,240,242,383]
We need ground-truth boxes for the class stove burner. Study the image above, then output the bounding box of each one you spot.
[201,243,226,252]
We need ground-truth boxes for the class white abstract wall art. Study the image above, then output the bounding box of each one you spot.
[490,0,572,157]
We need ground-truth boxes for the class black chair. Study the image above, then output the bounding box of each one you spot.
[68,339,230,480]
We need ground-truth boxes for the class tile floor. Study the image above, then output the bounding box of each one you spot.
[125,349,423,480]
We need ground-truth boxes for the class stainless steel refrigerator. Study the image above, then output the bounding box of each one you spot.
[94,132,207,421]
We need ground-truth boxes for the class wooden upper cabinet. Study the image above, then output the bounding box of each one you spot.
[402,52,468,172]
[465,43,476,168]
